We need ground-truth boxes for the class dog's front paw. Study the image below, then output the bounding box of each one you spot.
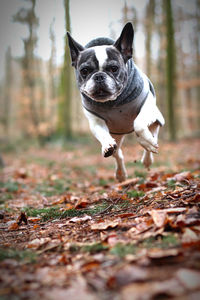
[103,143,117,157]
[137,136,159,154]
[145,142,159,154]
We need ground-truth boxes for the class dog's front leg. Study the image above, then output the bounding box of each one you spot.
[83,109,117,157]
[134,93,164,153]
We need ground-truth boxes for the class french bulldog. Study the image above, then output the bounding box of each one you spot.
[67,22,165,182]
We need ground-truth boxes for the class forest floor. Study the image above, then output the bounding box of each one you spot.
[0,137,200,300]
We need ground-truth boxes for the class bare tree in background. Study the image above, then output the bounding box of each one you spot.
[3,47,13,140]
[48,19,57,135]
[195,0,200,129]
[155,1,166,127]
[165,0,176,141]
[144,0,155,77]
[49,19,57,103]
[13,0,40,139]
[58,0,72,138]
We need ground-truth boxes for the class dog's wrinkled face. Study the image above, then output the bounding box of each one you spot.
[77,45,127,102]
[67,23,134,102]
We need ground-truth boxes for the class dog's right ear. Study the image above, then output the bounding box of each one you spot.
[67,32,84,67]
[114,22,134,63]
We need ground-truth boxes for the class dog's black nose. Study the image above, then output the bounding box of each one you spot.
[94,72,106,83]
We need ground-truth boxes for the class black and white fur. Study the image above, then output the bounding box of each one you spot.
[67,23,165,182]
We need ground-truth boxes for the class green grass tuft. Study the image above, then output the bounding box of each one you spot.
[167,179,176,189]
[110,234,180,258]
[127,190,145,198]
[0,248,37,263]
[140,234,180,249]
[69,242,108,254]
[126,161,144,168]
[35,179,70,196]
[61,202,109,218]
[23,202,110,221]
[134,170,147,178]
[0,181,19,192]
[23,207,61,221]
[82,243,108,253]
[98,178,108,186]
[110,243,136,258]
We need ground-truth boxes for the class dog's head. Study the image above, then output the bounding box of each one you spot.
[67,23,134,102]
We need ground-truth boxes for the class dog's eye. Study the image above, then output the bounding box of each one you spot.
[80,68,90,77]
[110,66,119,73]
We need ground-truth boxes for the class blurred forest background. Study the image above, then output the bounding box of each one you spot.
[0,0,199,147]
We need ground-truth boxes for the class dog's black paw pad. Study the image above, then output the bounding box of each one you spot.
[104,144,117,157]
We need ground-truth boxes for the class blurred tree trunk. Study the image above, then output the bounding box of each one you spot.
[145,0,155,77]
[58,0,72,138]
[0,155,4,168]
[195,0,200,129]
[13,0,41,141]
[176,7,187,134]
[49,20,56,102]
[48,19,57,135]
[3,46,13,139]
[156,1,166,125]
[165,0,176,141]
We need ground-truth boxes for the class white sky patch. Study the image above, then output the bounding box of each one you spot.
[135,29,145,58]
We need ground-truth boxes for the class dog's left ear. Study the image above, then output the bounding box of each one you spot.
[114,22,134,63]
[67,32,84,67]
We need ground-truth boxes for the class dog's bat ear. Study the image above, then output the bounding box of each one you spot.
[114,22,134,63]
[67,32,84,67]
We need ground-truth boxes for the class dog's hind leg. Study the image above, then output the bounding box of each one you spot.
[141,122,160,169]
[112,135,127,182]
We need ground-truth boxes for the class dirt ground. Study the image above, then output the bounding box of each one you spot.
[0,137,200,300]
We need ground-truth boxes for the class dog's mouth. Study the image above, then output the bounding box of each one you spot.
[81,82,124,102]
[82,88,114,102]
[92,87,111,99]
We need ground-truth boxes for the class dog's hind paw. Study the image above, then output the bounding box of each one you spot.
[116,168,127,182]
[103,143,117,157]
[141,150,154,169]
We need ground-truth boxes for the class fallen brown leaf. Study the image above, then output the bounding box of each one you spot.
[8,221,19,231]
[27,237,51,249]
[52,194,71,205]
[75,197,90,208]
[28,217,41,223]
[68,215,92,223]
[176,268,200,290]
[107,265,149,288]
[33,224,40,229]
[182,228,200,245]
[147,248,180,258]
[173,171,193,182]
[81,260,101,272]
[121,279,185,300]
[91,218,121,230]
[163,207,187,214]
[149,209,168,228]
[115,177,139,188]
